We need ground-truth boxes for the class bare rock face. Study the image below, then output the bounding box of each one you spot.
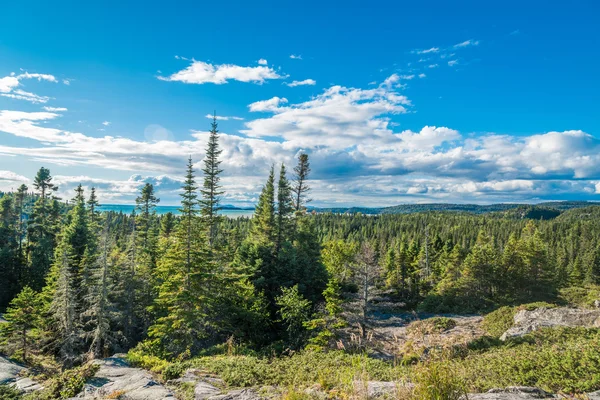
[500,307,600,340]
[466,386,554,399]
[70,355,175,399]
[0,356,25,385]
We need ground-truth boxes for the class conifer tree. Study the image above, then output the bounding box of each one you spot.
[276,163,293,252]
[148,158,212,356]
[0,286,43,362]
[28,167,59,290]
[85,221,119,359]
[15,184,28,254]
[252,166,276,245]
[291,153,311,213]
[200,114,224,247]
[87,187,101,226]
[0,195,20,307]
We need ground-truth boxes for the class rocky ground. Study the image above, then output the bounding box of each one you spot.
[3,306,600,399]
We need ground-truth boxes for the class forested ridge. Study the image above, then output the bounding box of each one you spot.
[2,119,600,398]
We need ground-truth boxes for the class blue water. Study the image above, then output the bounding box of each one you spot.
[97,205,254,218]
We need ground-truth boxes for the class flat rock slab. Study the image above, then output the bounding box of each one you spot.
[0,356,25,385]
[501,307,600,340]
[71,355,175,399]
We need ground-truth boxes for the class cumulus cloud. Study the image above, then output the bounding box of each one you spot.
[158,60,283,85]
[0,170,29,182]
[258,58,268,65]
[285,79,316,87]
[0,72,57,103]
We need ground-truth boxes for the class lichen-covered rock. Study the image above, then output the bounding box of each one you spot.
[500,307,600,340]
[207,388,261,400]
[195,381,221,399]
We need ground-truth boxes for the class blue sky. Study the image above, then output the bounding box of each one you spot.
[1,0,599,206]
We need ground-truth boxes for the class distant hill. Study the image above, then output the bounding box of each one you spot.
[314,201,599,218]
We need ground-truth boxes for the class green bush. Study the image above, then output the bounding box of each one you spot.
[451,327,600,394]
[26,363,99,400]
[559,286,600,308]
[482,306,515,337]
[0,385,22,400]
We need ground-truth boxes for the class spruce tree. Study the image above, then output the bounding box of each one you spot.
[252,165,276,245]
[291,153,311,213]
[15,184,28,254]
[28,167,59,290]
[200,114,224,248]
[0,286,43,362]
[148,159,211,356]
[276,163,293,252]
[87,187,101,226]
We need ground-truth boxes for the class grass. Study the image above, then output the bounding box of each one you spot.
[128,326,600,396]
[407,316,457,335]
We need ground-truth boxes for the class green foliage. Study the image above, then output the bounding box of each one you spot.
[276,285,312,348]
[410,362,466,400]
[481,306,515,337]
[27,363,99,400]
[0,384,22,399]
[0,286,43,361]
[559,285,600,308]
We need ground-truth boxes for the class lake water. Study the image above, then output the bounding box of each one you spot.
[97,205,254,218]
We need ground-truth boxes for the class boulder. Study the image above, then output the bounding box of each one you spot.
[500,307,600,340]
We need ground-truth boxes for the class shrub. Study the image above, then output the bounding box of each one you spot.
[559,286,600,308]
[28,362,99,400]
[410,362,466,400]
[482,306,515,337]
[0,385,22,400]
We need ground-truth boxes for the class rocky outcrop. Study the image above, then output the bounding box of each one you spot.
[466,386,600,399]
[70,355,175,399]
[0,356,44,393]
[500,307,600,340]
[0,356,25,385]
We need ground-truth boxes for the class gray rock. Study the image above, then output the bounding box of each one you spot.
[500,307,600,340]
[0,356,25,385]
[11,377,44,393]
[207,388,261,400]
[466,386,554,399]
[195,381,221,399]
[367,381,398,398]
[71,355,175,399]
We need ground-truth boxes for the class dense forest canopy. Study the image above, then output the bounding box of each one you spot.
[1,117,600,376]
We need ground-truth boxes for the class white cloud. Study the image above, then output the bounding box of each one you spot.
[258,58,268,65]
[448,60,459,66]
[414,47,439,54]
[0,170,29,182]
[102,121,111,126]
[285,79,316,87]
[428,64,439,68]
[42,106,68,112]
[205,114,244,121]
[248,97,288,112]
[158,60,284,85]
[289,54,302,60]
[0,72,57,103]
[453,39,480,48]
[63,79,71,85]
[418,73,426,78]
